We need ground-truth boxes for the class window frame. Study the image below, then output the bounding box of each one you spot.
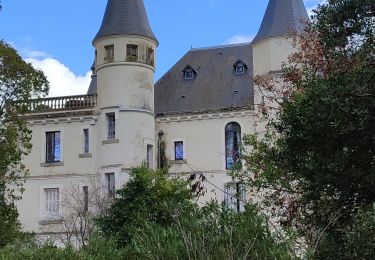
[106,113,116,140]
[174,141,184,161]
[44,188,60,218]
[146,47,155,66]
[104,44,114,63]
[224,182,246,212]
[225,122,241,170]
[45,131,61,163]
[83,186,89,212]
[146,144,154,169]
[105,172,115,199]
[126,44,138,62]
[83,128,89,154]
[235,64,245,75]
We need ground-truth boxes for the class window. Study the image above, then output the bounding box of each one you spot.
[225,122,241,169]
[83,186,89,212]
[106,113,116,140]
[224,183,245,212]
[45,188,60,217]
[46,131,61,163]
[106,173,115,198]
[147,145,153,169]
[184,69,194,80]
[146,47,155,66]
[235,64,245,74]
[126,44,138,62]
[233,60,247,75]
[183,65,196,80]
[83,129,89,154]
[174,141,184,161]
[104,45,114,62]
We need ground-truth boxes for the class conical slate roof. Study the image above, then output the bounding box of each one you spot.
[93,0,157,44]
[252,0,309,45]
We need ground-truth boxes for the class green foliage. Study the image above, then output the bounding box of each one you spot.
[0,202,21,248]
[125,202,295,260]
[0,235,126,260]
[237,0,375,253]
[0,40,49,201]
[96,166,194,246]
[314,205,375,259]
[0,40,48,249]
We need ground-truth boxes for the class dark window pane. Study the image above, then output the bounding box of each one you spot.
[106,173,115,198]
[84,129,89,153]
[225,123,241,169]
[83,186,89,212]
[46,131,61,162]
[174,141,184,160]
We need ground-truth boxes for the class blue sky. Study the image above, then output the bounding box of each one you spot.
[0,0,319,96]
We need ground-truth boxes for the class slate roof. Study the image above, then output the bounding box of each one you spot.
[252,0,309,45]
[155,44,254,115]
[87,61,97,95]
[93,0,157,44]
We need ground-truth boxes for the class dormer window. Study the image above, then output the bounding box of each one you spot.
[183,65,197,80]
[126,44,138,62]
[233,59,248,75]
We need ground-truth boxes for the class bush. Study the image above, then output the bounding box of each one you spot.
[125,202,296,260]
[313,205,375,259]
[0,202,22,248]
[96,166,194,246]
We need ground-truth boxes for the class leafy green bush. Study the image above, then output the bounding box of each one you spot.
[0,202,22,248]
[96,166,194,246]
[125,203,296,260]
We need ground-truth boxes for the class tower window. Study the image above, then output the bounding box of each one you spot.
[106,113,116,140]
[83,186,89,212]
[147,144,153,169]
[225,122,241,169]
[44,188,60,217]
[146,47,154,66]
[104,45,114,63]
[126,44,138,62]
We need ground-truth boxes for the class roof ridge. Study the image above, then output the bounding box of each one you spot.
[190,42,251,52]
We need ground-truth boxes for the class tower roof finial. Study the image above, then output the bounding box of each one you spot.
[252,0,309,45]
[93,0,157,44]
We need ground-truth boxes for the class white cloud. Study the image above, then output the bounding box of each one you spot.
[225,35,254,44]
[26,57,91,97]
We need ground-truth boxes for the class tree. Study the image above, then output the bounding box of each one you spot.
[234,0,375,252]
[0,40,48,246]
[96,166,194,246]
[0,40,48,200]
[45,177,111,248]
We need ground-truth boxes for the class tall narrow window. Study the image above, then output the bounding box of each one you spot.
[147,145,153,169]
[104,45,114,62]
[224,183,245,212]
[106,113,116,140]
[83,129,89,154]
[225,122,241,169]
[174,141,184,161]
[83,186,89,212]
[106,173,115,198]
[46,131,61,163]
[126,44,138,62]
[146,47,154,66]
[45,188,60,217]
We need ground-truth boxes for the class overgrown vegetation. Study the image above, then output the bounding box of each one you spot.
[233,0,375,258]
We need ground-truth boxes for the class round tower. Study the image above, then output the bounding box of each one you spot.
[93,0,158,170]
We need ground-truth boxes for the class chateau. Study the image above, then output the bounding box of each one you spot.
[16,0,309,238]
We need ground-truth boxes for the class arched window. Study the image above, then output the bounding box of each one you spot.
[225,122,241,169]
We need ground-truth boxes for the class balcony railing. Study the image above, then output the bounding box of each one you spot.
[19,94,97,113]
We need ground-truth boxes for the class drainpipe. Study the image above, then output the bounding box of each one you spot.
[157,130,164,169]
